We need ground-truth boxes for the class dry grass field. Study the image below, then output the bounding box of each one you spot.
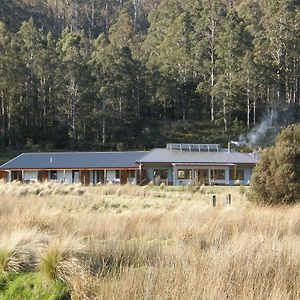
[0,181,300,299]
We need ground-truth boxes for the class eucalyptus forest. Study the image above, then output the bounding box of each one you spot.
[0,0,299,151]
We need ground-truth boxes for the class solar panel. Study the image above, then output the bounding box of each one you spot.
[166,144,220,152]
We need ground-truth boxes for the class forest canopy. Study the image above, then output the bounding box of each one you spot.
[0,0,299,151]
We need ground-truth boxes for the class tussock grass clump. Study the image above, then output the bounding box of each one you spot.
[93,183,150,198]
[88,239,161,275]
[0,181,87,197]
[0,230,48,274]
[40,236,87,283]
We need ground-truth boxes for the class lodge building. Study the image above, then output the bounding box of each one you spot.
[0,144,259,186]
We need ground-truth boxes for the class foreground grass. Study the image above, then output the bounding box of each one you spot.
[0,272,68,300]
[0,182,300,299]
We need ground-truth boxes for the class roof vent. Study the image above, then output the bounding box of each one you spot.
[50,157,53,163]
[249,151,259,159]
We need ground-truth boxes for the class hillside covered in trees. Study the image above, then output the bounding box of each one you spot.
[0,0,299,151]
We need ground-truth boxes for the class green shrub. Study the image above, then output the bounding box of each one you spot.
[249,124,300,205]
[0,272,69,300]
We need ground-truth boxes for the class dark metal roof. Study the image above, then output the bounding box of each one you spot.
[0,152,148,170]
[137,148,259,164]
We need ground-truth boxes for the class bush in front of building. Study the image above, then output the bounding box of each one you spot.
[249,124,300,205]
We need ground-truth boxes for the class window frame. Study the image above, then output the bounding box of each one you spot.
[177,169,192,180]
[153,169,169,180]
[50,170,57,180]
[72,170,80,183]
[229,169,244,180]
[129,170,135,178]
[198,169,209,181]
[211,169,226,180]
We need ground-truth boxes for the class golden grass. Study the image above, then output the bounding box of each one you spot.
[0,181,300,299]
[0,229,47,273]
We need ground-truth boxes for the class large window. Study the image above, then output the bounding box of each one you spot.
[197,170,209,183]
[72,170,80,183]
[50,170,57,180]
[11,171,22,182]
[229,169,244,180]
[177,169,192,180]
[96,170,105,184]
[211,169,225,180]
[153,169,168,180]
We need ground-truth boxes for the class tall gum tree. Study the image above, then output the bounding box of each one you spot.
[214,7,245,132]
[57,29,90,144]
[193,0,226,123]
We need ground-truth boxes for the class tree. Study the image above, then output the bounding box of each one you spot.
[253,0,300,125]
[109,9,134,49]
[0,22,10,147]
[0,0,299,152]
[214,8,245,132]
[57,29,91,145]
[249,124,300,205]
[193,0,226,122]
[90,33,142,144]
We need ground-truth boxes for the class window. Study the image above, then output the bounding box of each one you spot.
[50,170,57,180]
[129,170,135,178]
[198,170,208,182]
[115,170,120,179]
[153,169,168,180]
[11,171,22,182]
[211,169,225,180]
[96,170,105,183]
[177,169,192,180]
[229,169,244,180]
[72,170,80,183]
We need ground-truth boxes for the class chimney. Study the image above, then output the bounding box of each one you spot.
[228,142,231,153]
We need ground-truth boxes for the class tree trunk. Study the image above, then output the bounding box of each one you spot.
[253,99,256,125]
[90,0,95,39]
[133,0,139,31]
[223,97,227,132]
[68,79,78,142]
[210,18,215,122]
[0,90,4,138]
[135,81,140,119]
[102,99,106,144]
[102,117,106,144]
[294,56,298,105]
[247,75,250,128]
[104,1,109,36]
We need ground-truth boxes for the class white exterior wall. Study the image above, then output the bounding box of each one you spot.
[90,171,94,184]
[56,171,66,182]
[23,171,38,181]
[64,171,73,184]
[228,167,253,185]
